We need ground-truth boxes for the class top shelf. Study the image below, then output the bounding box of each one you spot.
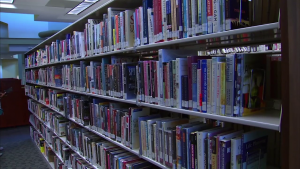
[25,0,142,55]
[25,17,279,55]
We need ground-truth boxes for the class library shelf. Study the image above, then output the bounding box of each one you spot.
[24,0,142,55]
[27,95,168,168]
[29,109,98,169]
[26,82,281,131]
[24,23,280,70]
[29,120,63,167]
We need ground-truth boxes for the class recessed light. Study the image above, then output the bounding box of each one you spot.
[0,0,14,3]
[0,3,16,8]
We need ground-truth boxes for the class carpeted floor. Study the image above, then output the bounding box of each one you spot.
[0,125,52,169]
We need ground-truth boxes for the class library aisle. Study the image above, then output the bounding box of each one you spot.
[0,126,52,169]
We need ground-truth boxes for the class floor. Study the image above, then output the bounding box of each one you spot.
[0,125,52,169]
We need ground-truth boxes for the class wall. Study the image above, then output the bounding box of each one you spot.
[48,22,71,31]
[1,59,19,78]
[0,12,71,38]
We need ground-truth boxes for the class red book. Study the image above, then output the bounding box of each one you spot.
[158,0,162,42]
[107,108,111,136]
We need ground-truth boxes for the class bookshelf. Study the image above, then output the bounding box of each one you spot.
[27,81,281,131]
[23,0,300,168]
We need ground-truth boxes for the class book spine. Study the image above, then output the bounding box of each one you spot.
[188,0,192,37]
[192,63,198,111]
[212,58,217,115]
[182,129,187,169]
[225,54,235,116]
[220,62,226,115]
[158,0,163,42]
[169,61,173,107]
[143,0,148,44]
[202,0,208,34]
[216,62,221,115]
[183,0,187,38]
[213,0,220,33]
[207,0,213,33]
[187,57,192,110]
[162,0,167,41]
[197,68,202,111]
[201,60,207,113]
[235,55,243,116]
[207,59,212,113]
[139,7,144,45]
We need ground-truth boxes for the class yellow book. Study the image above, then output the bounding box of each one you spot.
[113,29,116,47]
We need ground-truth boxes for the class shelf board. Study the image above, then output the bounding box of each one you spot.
[26,82,281,131]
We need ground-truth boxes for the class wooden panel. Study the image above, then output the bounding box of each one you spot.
[0,78,29,128]
[281,0,300,168]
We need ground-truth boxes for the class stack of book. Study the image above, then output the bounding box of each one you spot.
[25,0,279,68]
[26,50,273,117]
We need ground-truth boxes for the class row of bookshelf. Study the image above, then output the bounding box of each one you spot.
[28,96,164,169]
[25,32,281,70]
[27,95,276,169]
[28,95,165,168]
[26,82,281,131]
[25,49,282,119]
[29,123,62,169]
[29,110,98,169]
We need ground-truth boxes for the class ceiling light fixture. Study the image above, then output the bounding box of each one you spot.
[67,0,99,15]
[0,0,14,3]
[0,3,16,8]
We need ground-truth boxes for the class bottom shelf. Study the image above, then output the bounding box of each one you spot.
[31,137,55,169]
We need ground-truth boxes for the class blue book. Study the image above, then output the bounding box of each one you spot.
[201,60,207,113]
[54,66,62,87]
[143,0,153,44]
[56,40,61,61]
[101,57,110,95]
[241,130,269,169]
[66,34,71,56]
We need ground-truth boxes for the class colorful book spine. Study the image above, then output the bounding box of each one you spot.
[201,60,207,113]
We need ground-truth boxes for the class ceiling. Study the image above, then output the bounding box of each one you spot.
[0,0,107,22]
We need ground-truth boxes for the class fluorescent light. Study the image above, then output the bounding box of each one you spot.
[0,0,14,3]
[67,0,99,15]
[0,3,16,8]
[84,0,98,2]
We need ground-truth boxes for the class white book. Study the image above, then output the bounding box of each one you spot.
[125,10,135,48]
[231,137,242,169]
[213,0,220,33]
